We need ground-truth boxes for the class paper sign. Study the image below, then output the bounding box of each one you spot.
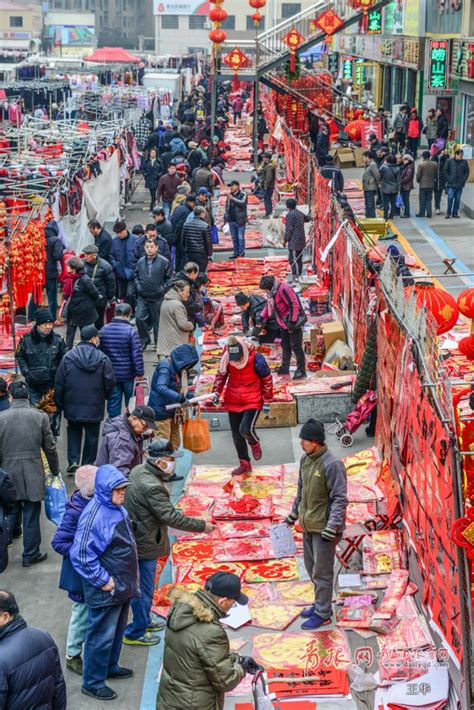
[339,573,362,588]
[269,523,297,559]
[221,603,252,630]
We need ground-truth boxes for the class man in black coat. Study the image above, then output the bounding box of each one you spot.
[153,208,174,250]
[83,244,116,328]
[16,308,66,436]
[0,469,16,572]
[235,291,279,343]
[64,256,102,350]
[0,591,66,708]
[55,325,116,472]
[88,219,112,263]
[171,194,196,271]
[315,125,330,167]
[320,155,344,193]
[134,240,171,350]
[28,219,64,322]
[182,206,212,273]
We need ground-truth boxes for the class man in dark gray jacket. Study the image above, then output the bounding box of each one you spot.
[83,244,116,328]
[123,438,213,645]
[444,148,470,219]
[224,181,248,259]
[362,151,380,217]
[0,381,60,567]
[286,418,347,630]
[416,150,438,218]
[182,207,212,273]
[134,240,171,350]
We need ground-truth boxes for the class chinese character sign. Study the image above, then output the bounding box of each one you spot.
[328,53,339,76]
[342,57,353,80]
[367,8,382,34]
[428,39,449,91]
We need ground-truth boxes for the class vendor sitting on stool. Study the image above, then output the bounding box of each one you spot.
[286,418,348,630]
[234,292,279,344]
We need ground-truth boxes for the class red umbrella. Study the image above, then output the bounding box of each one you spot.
[84,47,140,63]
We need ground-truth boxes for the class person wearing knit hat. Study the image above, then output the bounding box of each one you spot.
[285,417,348,630]
[51,465,98,674]
[234,291,279,344]
[16,308,66,435]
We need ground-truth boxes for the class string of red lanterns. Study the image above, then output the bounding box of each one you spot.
[249,0,266,27]
[208,0,227,47]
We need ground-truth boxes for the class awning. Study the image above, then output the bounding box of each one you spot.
[83,47,140,63]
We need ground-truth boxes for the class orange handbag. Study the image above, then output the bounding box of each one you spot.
[182,406,211,454]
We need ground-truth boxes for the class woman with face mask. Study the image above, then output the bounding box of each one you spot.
[122,438,216,646]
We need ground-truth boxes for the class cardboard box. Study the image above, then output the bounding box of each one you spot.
[335,147,355,167]
[257,400,297,428]
[353,146,365,168]
[321,320,346,351]
[358,217,387,236]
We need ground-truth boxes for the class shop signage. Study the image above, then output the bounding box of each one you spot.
[360,120,383,147]
[453,40,474,80]
[367,8,382,34]
[342,56,353,80]
[428,39,449,91]
[153,0,207,14]
[354,59,365,86]
[333,34,420,70]
[0,31,32,39]
[328,53,339,76]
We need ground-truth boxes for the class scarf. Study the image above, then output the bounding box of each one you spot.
[219,337,251,374]
[63,271,82,298]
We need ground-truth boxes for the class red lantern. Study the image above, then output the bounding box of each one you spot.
[251,10,263,25]
[282,28,305,72]
[249,0,266,7]
[351,0,376,11]
[345,119,362,141]
[459,335,474,360]
[209,28,227,44]
[415,284,459,335]
[209,6,228,21]
[457,288,474,320]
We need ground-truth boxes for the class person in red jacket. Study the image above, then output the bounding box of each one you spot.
[212,337,273,476]
[406,108,423,158]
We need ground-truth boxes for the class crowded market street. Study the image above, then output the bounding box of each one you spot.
[0,2,473,709]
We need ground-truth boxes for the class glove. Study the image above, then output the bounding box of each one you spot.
[321,527,337,541]
[284,512,297,526]
[240,656,263,675]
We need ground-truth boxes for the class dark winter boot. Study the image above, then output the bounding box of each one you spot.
[292,369,307,380]
[231,459,252,476]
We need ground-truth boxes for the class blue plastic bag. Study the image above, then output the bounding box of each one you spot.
[211,224,219,245]
[395,193,404,210]
[44,472,68,525]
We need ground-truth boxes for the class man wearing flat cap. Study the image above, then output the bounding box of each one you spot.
[82,244,116,328]
[286,418,348,630]
[157,571,261,710]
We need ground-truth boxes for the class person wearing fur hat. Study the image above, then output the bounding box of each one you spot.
[285,418,348,630]
[51,465,98,675]
[212,336,273,476]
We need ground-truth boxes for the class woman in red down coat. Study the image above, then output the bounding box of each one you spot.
[212,336,273,476]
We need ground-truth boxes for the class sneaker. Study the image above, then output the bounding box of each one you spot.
[229,254,238,260]
[67,463,79,474]
[107,667,134,679]
[231,459,252,476]
[445,214,451,219]
[82,686,117,701]
[435,209,441,215]
[123,632,161,646]
[66,655,83,675]
[292,370,307,380]
[22,553,48,568]
[452,214,460,218]
[300,604,316,619]
[301,613,332,630]
[250,442,262,461]
[146,618,166,632]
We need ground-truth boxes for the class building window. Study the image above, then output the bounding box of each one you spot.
[221,14,235,29]
[188,15,206,29]
[246,14,265,30]
[281,3,301,18]
[162,15,179,29]
[9,16,23,27]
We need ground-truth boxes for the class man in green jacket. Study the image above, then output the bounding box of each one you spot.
[258,152,276,217]
[123,438,215,646]
[286,418,348,630]
[157,572,260,710]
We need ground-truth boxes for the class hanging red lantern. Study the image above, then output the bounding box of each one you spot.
[457,288,474,321]
[251,10,264,25]
[351,0,376,11]
[249,0,266,8]
[223,47,250,90]
[209,5,228,22]
[310,8,344,42]
[415,284,459,335]
[209,28,227,45]
[459,335,474,360]
[282,28,305,72]
[345,119,362,141]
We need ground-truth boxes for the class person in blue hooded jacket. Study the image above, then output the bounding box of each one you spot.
[51,465,97,676]
[69,464,139,701]
[148,343,199,453]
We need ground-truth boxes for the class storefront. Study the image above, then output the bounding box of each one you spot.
[331,34,421,112]
[452,40,474,149]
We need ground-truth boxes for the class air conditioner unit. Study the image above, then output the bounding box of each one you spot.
[204,20,211,29]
